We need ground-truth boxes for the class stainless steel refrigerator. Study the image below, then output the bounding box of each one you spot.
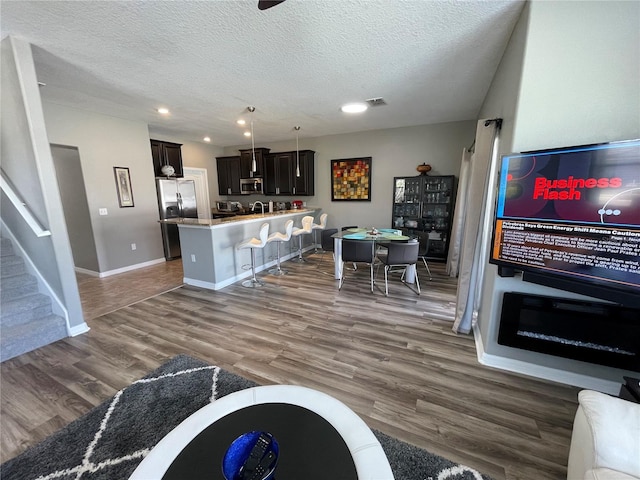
[156,178,198,260]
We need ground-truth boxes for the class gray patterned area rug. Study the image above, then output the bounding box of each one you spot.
[1,354,491,480]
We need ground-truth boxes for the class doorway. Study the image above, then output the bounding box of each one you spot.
[50,144,100,273]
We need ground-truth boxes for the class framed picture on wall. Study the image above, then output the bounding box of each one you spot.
[114,167,134,207]
[331,157,372,201]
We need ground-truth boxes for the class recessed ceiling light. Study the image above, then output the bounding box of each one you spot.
[157,107,170,115]
[244,131,251,137]
[340,103,368,114]
[237,119,246,125]
[203,137,211,142]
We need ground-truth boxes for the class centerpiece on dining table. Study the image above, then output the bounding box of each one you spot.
[367,228,379,236]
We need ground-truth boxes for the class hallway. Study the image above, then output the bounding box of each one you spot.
[76,259,184,320]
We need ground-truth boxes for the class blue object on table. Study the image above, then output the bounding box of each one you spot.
[222,431,279,480]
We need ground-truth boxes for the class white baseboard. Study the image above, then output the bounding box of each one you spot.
[69,322,91,336]
[183,247,313,291]
[97,258,166,278]
[75,267,100,276]
[183,277,219,290]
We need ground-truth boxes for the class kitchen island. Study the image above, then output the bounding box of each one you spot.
[162,209,319,290]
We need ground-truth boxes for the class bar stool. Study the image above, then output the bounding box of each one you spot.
[267,220,293,276]
[311,213,328,253]
[237,222,269,287]
[290,215,314,263]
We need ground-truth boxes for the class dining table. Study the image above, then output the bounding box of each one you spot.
[330,228,417,284]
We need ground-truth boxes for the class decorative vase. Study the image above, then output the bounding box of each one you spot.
[161,164,175,177]
[416,163,431,175]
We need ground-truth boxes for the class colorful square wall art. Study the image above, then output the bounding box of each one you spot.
[331,157,372,201]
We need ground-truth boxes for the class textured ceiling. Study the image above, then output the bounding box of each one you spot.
[1,0,524,147]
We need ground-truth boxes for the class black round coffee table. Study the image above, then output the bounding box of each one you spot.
[130,385,393,479]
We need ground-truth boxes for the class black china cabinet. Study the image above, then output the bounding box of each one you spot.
[391,175,456,261]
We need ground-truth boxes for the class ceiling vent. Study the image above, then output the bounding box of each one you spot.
[366,97,387,107]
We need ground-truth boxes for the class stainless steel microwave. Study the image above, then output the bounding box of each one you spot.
[240,178,263,195]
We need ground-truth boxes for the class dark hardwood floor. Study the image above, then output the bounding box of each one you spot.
[0,254,580,479]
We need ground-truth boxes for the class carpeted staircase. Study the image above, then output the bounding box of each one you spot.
[1,236,67,362]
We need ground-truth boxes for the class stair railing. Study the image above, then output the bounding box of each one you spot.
[0,169,51,237]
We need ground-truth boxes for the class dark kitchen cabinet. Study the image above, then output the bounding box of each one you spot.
[264,150,315,196]
[151,139,183,177]
[216,156,241,195]
[292,150,314,196]
[264,152,294,195]
[391,175,456,261]
[239,148,270,178]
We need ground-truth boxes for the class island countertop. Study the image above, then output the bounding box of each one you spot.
[169,208,320,290]
[160,208,317,229]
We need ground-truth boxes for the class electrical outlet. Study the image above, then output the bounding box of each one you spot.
[99,208,108,215]
[190,254,196,262]
[131,243,136,250]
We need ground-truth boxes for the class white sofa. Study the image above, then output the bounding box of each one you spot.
[567,390,640,480]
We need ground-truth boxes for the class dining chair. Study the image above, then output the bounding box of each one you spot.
[338,239,376,293]
[376,241,421,296]
[317,228,338,274]
[416,238,433,280]
[341,226,359,270]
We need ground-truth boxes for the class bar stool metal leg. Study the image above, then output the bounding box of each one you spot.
[291,234,307,263]
[242,247,265,287]
[268,241,288,276]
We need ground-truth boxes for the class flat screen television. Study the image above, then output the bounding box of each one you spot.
[489,139,640,308]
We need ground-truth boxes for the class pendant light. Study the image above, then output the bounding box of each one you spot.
[294,126,301,177]
[248,106,257,173]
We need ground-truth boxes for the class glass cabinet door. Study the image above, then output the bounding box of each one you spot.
[394,178,405,203]
[421,176,455,260]
[393,176,422,229]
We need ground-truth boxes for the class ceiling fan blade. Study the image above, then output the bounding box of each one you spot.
[258,0,286,10]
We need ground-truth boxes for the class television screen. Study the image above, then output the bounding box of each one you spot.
[490,139,640,307]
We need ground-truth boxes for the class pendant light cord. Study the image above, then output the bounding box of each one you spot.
[295,126,301,177]
[249,106,256,173]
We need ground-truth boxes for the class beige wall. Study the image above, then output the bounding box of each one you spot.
[43,103,165,272]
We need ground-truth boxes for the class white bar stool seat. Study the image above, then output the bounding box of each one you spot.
[266,220,293,276]
[236,222,269,287]
[290,215,314,263]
